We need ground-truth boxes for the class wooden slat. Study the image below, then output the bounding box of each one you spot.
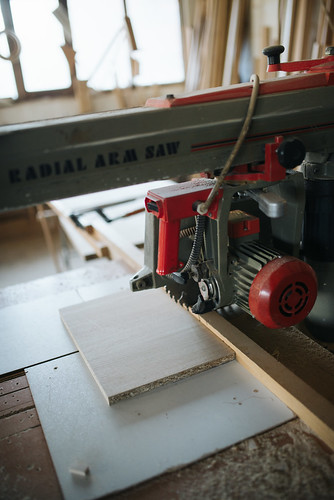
[0,408,40,439]
[0,374,28,395]
[58,214,98,261]
[60,289,235,404]
[185,0,206,90]
[0,387,34,418]
[84,214,144,271]
[222,0,244,85]
[50,203,110,259]
[291,0,308,61]
[0,373,62,500]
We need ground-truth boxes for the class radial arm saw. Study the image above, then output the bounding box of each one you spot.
[1,46,334,338]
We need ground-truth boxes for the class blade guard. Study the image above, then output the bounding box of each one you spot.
[145,179,223,275]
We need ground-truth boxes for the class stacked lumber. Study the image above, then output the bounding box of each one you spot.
[180,0,334,90]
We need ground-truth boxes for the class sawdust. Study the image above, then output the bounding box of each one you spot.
[220,310,334,404]
[110,419,334,500]
[0,259,132,308]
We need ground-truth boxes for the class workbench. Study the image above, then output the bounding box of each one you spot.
[1,257,333,500]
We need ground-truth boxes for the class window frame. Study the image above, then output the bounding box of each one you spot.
[0,0,75,100]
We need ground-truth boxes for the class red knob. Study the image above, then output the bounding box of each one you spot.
[248,256,317,329]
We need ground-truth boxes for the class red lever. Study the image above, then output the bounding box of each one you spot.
[263,45,334,73]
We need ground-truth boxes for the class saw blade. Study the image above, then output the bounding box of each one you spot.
[164,277,199,308]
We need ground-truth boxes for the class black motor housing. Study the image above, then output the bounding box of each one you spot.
[303,178,334,341]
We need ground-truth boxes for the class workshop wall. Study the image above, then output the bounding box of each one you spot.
[0,82,184,125]
[181,0,334,90]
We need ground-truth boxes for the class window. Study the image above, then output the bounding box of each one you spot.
[0,0,73,99]
[0,0,184,100]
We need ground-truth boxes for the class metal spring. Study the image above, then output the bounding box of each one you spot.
[182,215,206,273]
[179,226,196,238]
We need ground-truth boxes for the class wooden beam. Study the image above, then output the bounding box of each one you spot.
[36,205,62,273]
[222,0,246,86]
[58,215,98,261]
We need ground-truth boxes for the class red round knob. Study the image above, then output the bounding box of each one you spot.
[248,256,317,329]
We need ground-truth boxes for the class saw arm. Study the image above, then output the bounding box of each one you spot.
[1,60,334,211]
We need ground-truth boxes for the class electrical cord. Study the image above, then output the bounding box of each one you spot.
[196,73,260,215]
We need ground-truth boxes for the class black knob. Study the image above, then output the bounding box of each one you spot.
[325,46,334,55]
[277,138,306,169]
[263,45,285,65]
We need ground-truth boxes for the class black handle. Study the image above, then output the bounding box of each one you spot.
[263,45,285,65]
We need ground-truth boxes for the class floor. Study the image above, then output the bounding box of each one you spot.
[0,208,86,288]
[0,208,87,288]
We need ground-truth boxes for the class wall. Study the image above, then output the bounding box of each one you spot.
[0,82,184,125]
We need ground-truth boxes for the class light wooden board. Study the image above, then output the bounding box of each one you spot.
[60,289,235,404]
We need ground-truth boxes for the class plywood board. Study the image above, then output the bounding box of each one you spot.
[26,353,294,500]
[60,289,234,404]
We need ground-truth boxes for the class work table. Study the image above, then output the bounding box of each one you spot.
[0,259,333,499]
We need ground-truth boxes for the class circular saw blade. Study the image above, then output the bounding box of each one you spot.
[164,277,199,308]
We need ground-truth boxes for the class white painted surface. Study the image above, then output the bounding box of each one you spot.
[51,180,174,216]
[0,290,81,375]
[26,353,294,500]
[77,275,132,302]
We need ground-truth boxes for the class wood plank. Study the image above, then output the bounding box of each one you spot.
[36,204,62,273]
[0,408,40,439]
[0,374,28,395]
[0,387,34,418]
[60,289,235,404]
[0,372,62,500]
[0,421,62,500]
[291,0,308,61]
[193,310,334,450]
[50,204,110,259]
[83,212,144,271]
[222,0,241,85]
[58,214,98,261]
